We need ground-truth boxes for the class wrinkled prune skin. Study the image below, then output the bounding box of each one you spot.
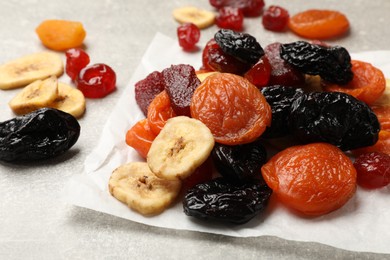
[183,177,272,224]
[280,41,353,85]
[214,29,264,65]
[261,85,304,138]
[211,140,267,183]
[0,108,80,162]
[288,92,380,151]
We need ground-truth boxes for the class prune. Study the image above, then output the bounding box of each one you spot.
[135,71,165,116]
[288,92,380,151]
[211,139,267,183]
[280,41,353,85]
[209,0,265,17]
[162,64,200,117]
[214,29,264,65]
[183,177,272,224]
[261,85,304,138]
[0,108,80,162]
[207,43,251,74]
[264,42,305,86]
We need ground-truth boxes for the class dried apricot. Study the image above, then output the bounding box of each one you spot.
[36,19,86,51]
[190,73,271,145]
[322,60,386,105]
[125,119,156,159]
[371,105,390,131]
[147,90,177,135]
[288,9,349,40]
[261,143,357,216]
[352,130,390,156]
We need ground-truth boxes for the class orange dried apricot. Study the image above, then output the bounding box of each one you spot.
[322,60,386,105]
[261,143,357,216]
[147,90,177,135]
[352,130,390,156]
[125,119,156,159]
[371,105,390,131]
[288,9,349,40]
[36,19,86,51]
[190,73,271,145]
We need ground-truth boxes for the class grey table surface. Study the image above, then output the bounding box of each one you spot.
[1,0,390,259]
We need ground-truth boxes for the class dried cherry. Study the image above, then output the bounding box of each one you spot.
[183,177,272,224]
[215,6,244,31]
[262,5,289,32]
[134,71,165,116]
[244,55,272,88]
[65,48,90,81]
[177,23,200,51]
[209,0,265,17]
[207,43,251,74]
[354,151,390,189]
[288,92,380,151]
[76,63,116,98]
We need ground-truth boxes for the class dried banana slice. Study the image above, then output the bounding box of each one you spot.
[109,162,182,216]
[50,82,86,118]
[173,6,215,29]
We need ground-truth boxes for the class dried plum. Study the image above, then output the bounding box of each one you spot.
[162,64,200,117]
[183,177,272,224]
[214,29,264,65]
[0,108,80,162]
[288,92,380,151]
[280,41,353,85]
[261,85,304,138]
[211,140,267,183]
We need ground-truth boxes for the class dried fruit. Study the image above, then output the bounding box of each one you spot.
[162,64,200,117]
[372,105,390,131]
[214,29,264,65]
[190,73,272,145]
[261,85,304,138]
[182,158,214,190]
[76,63,116,98]
[288,92,380,151]
[211,139,267,183]
[209,0,265,17]
[183,177,272,224]
[147,90,176,135]
[177,23,200,51]
[125,119,156,159]
[0,108,80,162]
[261,143,356,216]
[288,9,350,40]
[134,71,166,116]
[264,42,305,86]
[36,19,86,51]
[262,5,289,32]
[280,41,353,85]
[352,130,390,156]
[322,60,386,105]
[215,7,244,31]
[65,48,90,81]
[243,55,272,88]
[354,151,390,189]
[172,6,215,29]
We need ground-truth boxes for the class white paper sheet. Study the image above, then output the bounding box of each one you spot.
[63,32,390,254]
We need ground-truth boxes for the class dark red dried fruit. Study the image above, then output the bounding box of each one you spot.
[76,63,116,98]
[244,55,271,88]
[135,71,166,116]
[162,64,200,116]
[209,0,265,17]
[262,5,289,32]
[207,44,251,74]
[65,48,90,81]
[177,23,200,51]
[215,7,244,31]
[354,151,390,189]
[201,38,218,71]
[264,42,305,86]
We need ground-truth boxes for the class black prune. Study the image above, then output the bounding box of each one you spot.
[0,108,80,162]
[183,177,272,224]
[288,92,380,151]
[211,140,267,183]
[280,41,353,85]
[214,29,264,65]
[261,85,304,138]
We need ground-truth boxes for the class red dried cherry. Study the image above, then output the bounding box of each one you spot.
[177,23,200,51]
[76,63,116,98]
[65,48,90,81]
[262,5,289,32]
[354,151,390,189]
[216,7,244,31]
[244,56,271,88]
[209,0,265,17]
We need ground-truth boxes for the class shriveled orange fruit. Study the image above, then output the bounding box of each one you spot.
[322,60,386,105]
[36,19,86,51]
[288,9,349,40]
[125,119,156,159]
[261,143,357,216]
[190,73,272,145]
[371,105,390,131]
[147,90,177,136]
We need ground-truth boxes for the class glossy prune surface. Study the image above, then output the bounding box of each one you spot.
[0,108,80,162]
[183,177,272,224]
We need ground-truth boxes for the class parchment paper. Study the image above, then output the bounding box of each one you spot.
[63,32,390,254]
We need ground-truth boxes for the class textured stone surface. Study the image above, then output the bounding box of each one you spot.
[0,0,390,259]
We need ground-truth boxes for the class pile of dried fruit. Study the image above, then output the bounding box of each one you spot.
[110,29,389,226]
